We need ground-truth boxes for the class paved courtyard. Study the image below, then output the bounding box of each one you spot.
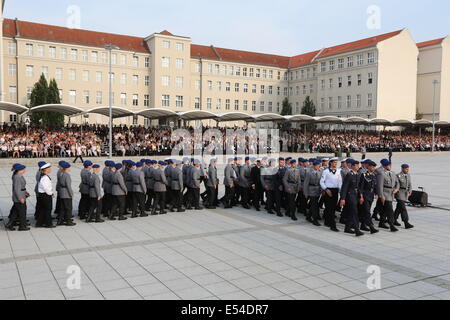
[1,152,450,300]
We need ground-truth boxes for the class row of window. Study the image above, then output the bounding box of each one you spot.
[58,90,149,107]
[320,73,374,90]
[161,57,185,69]
[7,42,148,68]
[19,64,149,86]
[200,80,315,96]
[319,52,376,73]
[161,40,185,51]
[319,94,374,110]
[201,63,290,81]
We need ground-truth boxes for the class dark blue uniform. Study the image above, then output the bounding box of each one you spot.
[274,167,287,216]
[358,171,377,227]
[340,170,360,230]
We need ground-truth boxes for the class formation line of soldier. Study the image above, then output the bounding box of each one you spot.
[6,157,414,237]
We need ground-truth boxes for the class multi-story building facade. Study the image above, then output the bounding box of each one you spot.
[0,12,445,126]
[417,37,450,121]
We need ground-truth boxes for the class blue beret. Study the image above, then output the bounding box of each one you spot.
[228,158,235,163]
[58,161,65,167]
[279,157,285,161]
[313,160,322,166]
[38,161,46,168]
[13,163,26,171]
[61,162,71,169]
[152,160,158,165]
[122,160,127,165]
[194,159,201,165]
[234,157,238,161]
[285,157,292,161]
[104,160,110,166]
[129,161,136,167]
[136,162,143,168]
[158,161,166,166]
[346,158,354,164]
[83,160,93,167]
[92,164,100,169]
[381,159,391,167]
[309,158,315,163]
[290,160,297,165]
[115,163,123,170]
[402,164,409,169]
[245,157,250,161]
[140,159,146,163]
[367,160,377,167]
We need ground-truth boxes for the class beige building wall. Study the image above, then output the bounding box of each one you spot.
[288,65,318,115]
[376,29,418,120]
[0,0,4,115]
[440,38,450,121]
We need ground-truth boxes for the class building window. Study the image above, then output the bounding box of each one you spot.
[83,91,90,104]
[256,69,261,78]
[162,57,170,68]
[303,85,307,95]
[162,76,170,87]
[176,77,183,88]
[49,46,56,59]
[368,72,373,84]
[368,93,373,107]
[328,97,333,109]
[195,63,201,73]
[263,70,267,79]
[260,101,265,112]
[321,80,325,90]
[358,74,362,86]
[71,49,78,60]
[244,84,248,93]
[368,52,375,64]
[338,96,342,109]
[69,90,77,104]
[208,64,213,74]
[252,84,257,94]
[252,101,256,111]
[261,85,265,94]
[310,84,314,94]
[69,69,77,81]
[162,95,170,107]
[216,99,222,110]
[357,54,364,66]
[268,102,273,112]
[329,79,333,89]
[41,66,49,79]
[346,95,352,108]
[225,99,230,110]
[195,80,200,90]
[110,73,115,83]
[269,86,273,95]
[145,57,150,68]
[235,67,241,76]
[55,68,63,80]
[110,53,117,65]
[329,60,335,71]
[96,91,103,104]
[320,98,325,110]
[144,94,150,107]
[120,93,127,106]
[226,82,231,92]
[121,55,127,65]
[60,48,67,60]
[176,96,183,108]
[176,42,184,51]
[8,64,16,77]
[133,56,139,67]
[37,45,44,57]
[162,40,170,49]
[92,51,99,63]
[95,71,102,83]
[132,94,139,106]
[207,98,212,110]
[269,70,273,79]
[277,87,280,96]
[9,113,17,123]
[338,58,344,69]
[243,100,248,111]
[243,68,248,77]
[235,83,240,92]
[9,86,17,101]
[121,73,127,85]
[234,100,239,111]
[357,94,361,108]
[217,81,222,91]
[347,76,352,87]
[338,77,343,88]
[82,70,89,82]
[176,58,184,69]
[133,75,139,86]
[321,62,326,72]
[347,56,354,68]
[249,68,254,77]
[26,43,34,56]
[102,52,108,64]
[207,80,213,90]
[8,42,17,55]
[145,76,150,87]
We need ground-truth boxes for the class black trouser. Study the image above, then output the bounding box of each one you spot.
[307,196,320,221]
[37,193,53,227]
[395,200,409,223]
[88,198,102,221]
[132,192,146,216]
[192,188,200,208]
[297,189,307,215]
[324,189,339,228]
[233,184,240,205]
[73,155,84,163]
[111,195,126,218]
[34,195,42,220]
[265,189,275,212]
[380,200,395,226]
[360,195,375,227]
[286,192,297,218]
[145,189,154,211]
[126,191,133,212]
[59,198,73,223]
[172,190,182,209]
[166,187,172,208]
[55,196,61,215]
[274,188,283,214]
[102,193,112,216]
[240,186,250,207]
[10,202,27,229]
[78,193,90,218]
[373,198,383,216]
[252,186,262,209]
[153,192,166,213]
[206,186,216,207]
[344,195,359,229]
[224,186,235,207]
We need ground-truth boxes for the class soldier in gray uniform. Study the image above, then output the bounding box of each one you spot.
[283,160,300,221]
[223,158,236,209]
[125,161,135,214]
[297,158,309,215]
[261,159,276,215]
[182,157,191,207]
[189,160,203,210]
[7,164,30,231]
[304,159,323,226]
[110,163,128,221]
[131,162,148,218]
[152,161,168,215]
[165,159,173,209]
[372,160,387,221]
[57,161,76,226]
[87,164,105,223]
[79,160,93,220]
[377,159,399,232]
[54,162,64,218]
[144,160,155,211]
[170,160,185,212]
[238,157,252,209]
[394,164,414,229]
[101,160,115,218]
[206,159,219,209]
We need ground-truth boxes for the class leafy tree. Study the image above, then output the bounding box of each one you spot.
[29,74,64,127]
[279,98,292,129]
[416,108,423,120]
[301,96,316,116]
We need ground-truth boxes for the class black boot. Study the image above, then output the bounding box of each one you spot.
[291,214,298,221]
[379,222,389,229]
[390,225,399,232]
[405,222,414,229]
[344,226,355,234]
[118,215,127,221]
[5,222,15,231]
[312,220,321,227]
[394,220,401,227]
[360,224,370,232]
[355,229,364,237]
[369,225,379,234]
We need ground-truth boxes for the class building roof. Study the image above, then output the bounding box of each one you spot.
[289,50,321,68]
[2,18,149,53]
[316,29,403,59]
[417,37,445,48]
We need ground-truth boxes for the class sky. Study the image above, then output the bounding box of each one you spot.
[3,0,450,56]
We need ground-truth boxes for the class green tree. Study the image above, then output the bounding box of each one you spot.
[301,96,316,116]
[416,108,423,120]
[279,98,292,129]
[29,74,64,127]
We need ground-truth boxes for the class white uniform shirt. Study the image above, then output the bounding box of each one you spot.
[320,168,343,190]
[38,175,53,195]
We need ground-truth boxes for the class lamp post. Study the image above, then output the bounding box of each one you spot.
[105,44,120,157]
[432,79,439,153]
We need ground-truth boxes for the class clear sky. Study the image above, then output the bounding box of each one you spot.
[3,0,450,56]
